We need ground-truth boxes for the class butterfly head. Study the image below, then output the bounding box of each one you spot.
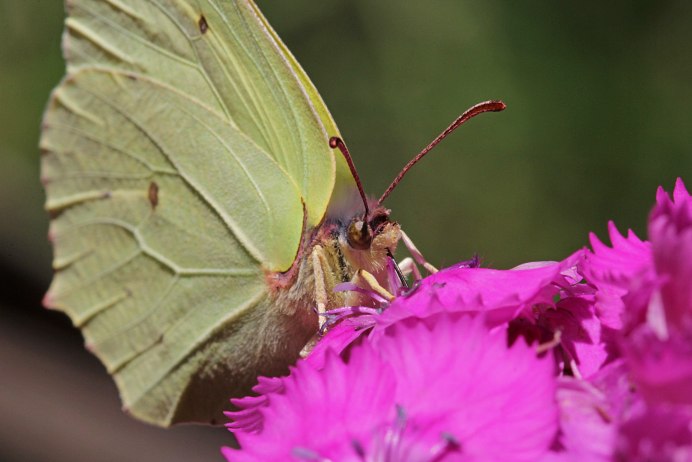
[346,206,395,251]
[336,206,400,279]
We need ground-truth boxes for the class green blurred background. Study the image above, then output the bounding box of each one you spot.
[1,1,689,461]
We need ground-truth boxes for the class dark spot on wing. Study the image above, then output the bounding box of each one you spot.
[199,15,209,34]
[148,181,159,209]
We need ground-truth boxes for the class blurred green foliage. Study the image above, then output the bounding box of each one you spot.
[259,1,692,268]
[2,0,690,284]
[0,1,64,280]
[0,1,690,461]
[3,0,692,279]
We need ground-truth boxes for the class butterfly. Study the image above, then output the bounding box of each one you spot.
[40,0,504,426]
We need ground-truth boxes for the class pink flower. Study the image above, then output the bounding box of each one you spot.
[616,404,692,461]
[225,376,283,434]
[529,293,614,379]
[382,251,614,379]
[576,178,692,460]
[224,178,691,462]
[369,315,559,461]
[543,361,638,461]
[548,378,615,462]
[582,222,653,331]
[582,178,692,407]
[377,256,578,329]
[626,324,692,407]
[224,315,559,462]
[310,248,611,383]
[626,179,692,407]
[648,178,692,333]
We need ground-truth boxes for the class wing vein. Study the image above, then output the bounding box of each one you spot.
[208,0,290,167]
[149,0,235,123]
[123,288,267,409]
[177,105,273,228]
[45,121,178,175]
[76,2,199,70]
[52,248,142,300]
[53,218,256,276]
[240,2,313,202]
[104,275,180,373]
[76,79,265,264]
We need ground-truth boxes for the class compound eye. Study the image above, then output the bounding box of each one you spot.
[369,212,389,232]
[347,219,372,250]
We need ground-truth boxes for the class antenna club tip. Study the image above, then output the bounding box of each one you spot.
[490,100,507,111]
[472,100,506,113]
[329,137,340,149]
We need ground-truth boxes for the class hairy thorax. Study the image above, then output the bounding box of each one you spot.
[266,217,401,344]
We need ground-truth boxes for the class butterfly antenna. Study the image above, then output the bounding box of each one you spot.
[329,136,370,220]
[377,100,506,206]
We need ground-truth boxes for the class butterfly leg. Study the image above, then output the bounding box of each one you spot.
[298,245,333,357]
[349,269,395,303]
[311,245,330,317]
[315,269,393,335]
[400,229,438,274]
[397,257,422,281]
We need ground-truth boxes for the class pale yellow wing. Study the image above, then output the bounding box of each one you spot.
[41,0,343,425]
